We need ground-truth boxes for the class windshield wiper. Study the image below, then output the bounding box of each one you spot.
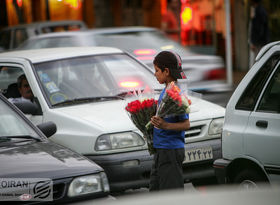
[0,135,41,142]
[52,96,122,107]
[114,91,133,98]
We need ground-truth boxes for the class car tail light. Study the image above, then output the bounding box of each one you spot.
[205,68,226,80]
[119,81,140,88]
[133,49,156,56]
[134,49,156,61]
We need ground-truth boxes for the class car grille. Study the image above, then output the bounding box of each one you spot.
[10,181,67,204]
[53,182,67,200]
[185,125,203,138]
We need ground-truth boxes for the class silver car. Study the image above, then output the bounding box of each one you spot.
[18,27,233,106]
[214,41,280,188]
[0,20,87,51]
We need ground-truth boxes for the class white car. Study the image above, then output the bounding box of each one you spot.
[214,41,280,188]
[0,47,225,191]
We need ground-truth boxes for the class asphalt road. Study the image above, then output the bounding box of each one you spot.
[70,183,205,204]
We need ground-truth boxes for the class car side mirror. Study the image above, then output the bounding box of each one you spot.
[14,101,38,115]
[37,121,57,138]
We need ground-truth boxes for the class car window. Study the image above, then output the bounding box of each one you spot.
[0,99,39,138]
[33,54,162,106]
[0,66,24,91]
[0,30,11,50]
[40,24,86,33]
[235,54,280,111]
[257,63,280,113]
[13,28,28,48]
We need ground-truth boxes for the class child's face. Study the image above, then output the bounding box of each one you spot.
[154,65,168,84]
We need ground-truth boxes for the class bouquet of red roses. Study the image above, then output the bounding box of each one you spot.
[125,97,157,154]
[146,81,191,129]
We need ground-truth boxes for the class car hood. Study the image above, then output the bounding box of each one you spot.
[0,140,102,179]
[54,97,224,133]
[55,100,136,133]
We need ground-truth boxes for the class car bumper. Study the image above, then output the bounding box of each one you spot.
[213,158,231,184]
[183,138,222,183]
[85,149,153,192]
[87,138,222,191]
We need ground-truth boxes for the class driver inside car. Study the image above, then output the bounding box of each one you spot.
[8,74,34,103]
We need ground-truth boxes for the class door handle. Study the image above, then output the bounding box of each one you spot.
[256,120,268,128]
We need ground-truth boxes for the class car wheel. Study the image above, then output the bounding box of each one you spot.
[233,169,266,189]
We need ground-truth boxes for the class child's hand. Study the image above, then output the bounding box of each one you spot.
[151,116,167,129]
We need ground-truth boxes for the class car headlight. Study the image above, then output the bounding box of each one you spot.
[95,132,145,151]
[208,118,224,135]
[68,172,110,197]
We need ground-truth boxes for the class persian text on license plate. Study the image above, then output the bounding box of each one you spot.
[183,147,213,163]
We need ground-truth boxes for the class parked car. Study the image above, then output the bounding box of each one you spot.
[0,20,87,51]
[0,47,225,191]
[18,27,232,106]
[214,41,280,188]
[0,93,110,203]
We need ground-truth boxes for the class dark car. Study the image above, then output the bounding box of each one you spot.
[0,94,110,203]
[0,20,87,51]
[18,26,232,106]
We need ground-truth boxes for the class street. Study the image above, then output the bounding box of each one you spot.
[70,182,200,204]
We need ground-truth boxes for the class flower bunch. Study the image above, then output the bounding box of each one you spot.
[146,81,191,129]
[125,98,158,154]
[157,81,191,117]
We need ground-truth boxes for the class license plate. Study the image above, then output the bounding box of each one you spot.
[183,147,213,163]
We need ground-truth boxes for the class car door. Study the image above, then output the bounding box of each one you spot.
[244,57,280,167]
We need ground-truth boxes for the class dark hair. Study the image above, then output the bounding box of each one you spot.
[153,50,186,80]
[17,74,27,88]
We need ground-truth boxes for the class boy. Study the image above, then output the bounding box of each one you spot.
[150,50,190,191]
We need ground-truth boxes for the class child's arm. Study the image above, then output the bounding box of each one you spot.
[151,116,190,131]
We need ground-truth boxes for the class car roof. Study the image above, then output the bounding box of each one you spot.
[255,41,280,61]
[0,47,123,63]
[88,26,158,34]
[1,20,88,31]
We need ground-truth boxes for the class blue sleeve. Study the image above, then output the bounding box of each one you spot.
[178,113,189,120]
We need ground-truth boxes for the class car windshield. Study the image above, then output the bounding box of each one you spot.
[93,30,194,59]
[33,53,163,107]
[0,99,41,140]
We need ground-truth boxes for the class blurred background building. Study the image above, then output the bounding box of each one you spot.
[0,0,279,72]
